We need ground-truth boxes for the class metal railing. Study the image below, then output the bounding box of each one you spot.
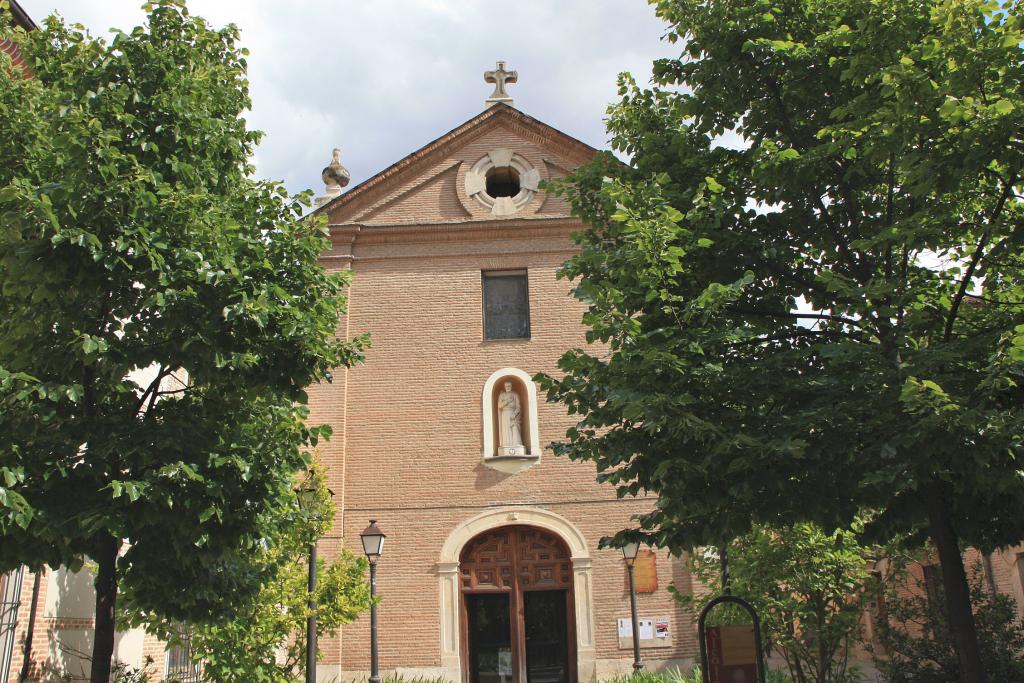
[0,567,25,683]
[165,639,203,683]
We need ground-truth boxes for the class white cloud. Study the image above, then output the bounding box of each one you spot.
[19,0,674,195]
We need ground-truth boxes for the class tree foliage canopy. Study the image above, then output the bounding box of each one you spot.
[872,563,1024,682]
[129,465,371,683]
[540,0,1024,552]
[681,522,884,683]
[0,0,367,623]
[540,3,1024,675]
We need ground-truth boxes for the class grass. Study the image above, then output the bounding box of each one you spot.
[600,666,795,683]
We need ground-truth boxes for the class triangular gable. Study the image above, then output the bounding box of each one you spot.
[316,103,597,225]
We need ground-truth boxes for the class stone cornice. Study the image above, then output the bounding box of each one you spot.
[327,223,360,251]
[331,216,584,246]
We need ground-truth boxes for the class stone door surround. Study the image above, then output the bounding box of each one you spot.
[438,508,596,683]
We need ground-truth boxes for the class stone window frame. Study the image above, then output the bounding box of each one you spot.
[481,367,541,473]
[464,148,540,217]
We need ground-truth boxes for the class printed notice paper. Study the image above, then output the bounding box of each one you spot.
[638,619,654,640]
[656,619,670,638]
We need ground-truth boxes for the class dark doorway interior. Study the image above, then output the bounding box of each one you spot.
[467,593,513,683]
[461,526,576,683]
[524,590,569,683]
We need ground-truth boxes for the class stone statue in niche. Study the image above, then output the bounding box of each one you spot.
[497,381,526,456]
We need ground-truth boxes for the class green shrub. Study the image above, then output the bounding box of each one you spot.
[600,668,698,683]
[871,565,1024,682]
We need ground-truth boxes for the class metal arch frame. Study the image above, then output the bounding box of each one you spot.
[697,594,767,683]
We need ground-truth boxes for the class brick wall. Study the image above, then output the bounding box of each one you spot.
[309,107,1024,680]
[308,111,698,681]
[5,569,46,683]
[0,38,28,72]
[3,566,173,683]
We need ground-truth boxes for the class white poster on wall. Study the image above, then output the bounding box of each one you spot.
[638,619,654,641]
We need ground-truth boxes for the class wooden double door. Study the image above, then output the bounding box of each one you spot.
[460,526,576,683]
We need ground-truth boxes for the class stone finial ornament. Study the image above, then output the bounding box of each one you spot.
[314,148,351,208]
[484,61,517,108]
[321,148,351,192]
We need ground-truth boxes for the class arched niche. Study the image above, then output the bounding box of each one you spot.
[481,367,541,472]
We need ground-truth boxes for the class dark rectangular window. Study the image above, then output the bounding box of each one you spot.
[923,564,944,609]
[165,628,202,683]
[483,270,530,340]
[866,570,887,647]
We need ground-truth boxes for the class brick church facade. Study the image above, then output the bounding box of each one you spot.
[308,78,698,681]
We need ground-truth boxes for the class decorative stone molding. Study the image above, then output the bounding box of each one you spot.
[464,149,541,217]
[436,507,596,683]
[437,560,461,679]
[481,367,541,473]
[315,104,595,221]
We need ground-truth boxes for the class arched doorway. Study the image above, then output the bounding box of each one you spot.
[459,526,576,683]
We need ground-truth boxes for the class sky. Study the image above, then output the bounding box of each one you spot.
[18,0,677,197]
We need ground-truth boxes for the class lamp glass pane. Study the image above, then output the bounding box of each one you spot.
[298,488,317,509]
[621,541,640,561]
[361,533,383,557]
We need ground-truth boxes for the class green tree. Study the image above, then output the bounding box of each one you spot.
[0,3,367,681]
[680,523,883,683]
[129,466,371,683]
[537,1,1024,681]
[871,563,1024,682]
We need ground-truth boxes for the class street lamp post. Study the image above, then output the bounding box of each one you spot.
[621,541,644,672]
[360,520,386,683]
[306,538,317,683]
[296,470,333,683]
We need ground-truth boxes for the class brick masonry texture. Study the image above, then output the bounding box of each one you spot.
[306,110,699,678]
[306,106,1024,680]
[0,38,29,75]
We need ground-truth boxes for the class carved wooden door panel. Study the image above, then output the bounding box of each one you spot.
[461,527,516,592]
[516,527,572,591]
[460,526,575,683]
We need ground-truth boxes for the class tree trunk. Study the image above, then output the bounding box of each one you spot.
[816,603,827,683]
[89,533,119,683]
[925,481,987,683]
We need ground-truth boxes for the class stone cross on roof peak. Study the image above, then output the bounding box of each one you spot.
[484,61,517,108]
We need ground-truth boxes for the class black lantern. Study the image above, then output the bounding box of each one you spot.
[360,519,386,562]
